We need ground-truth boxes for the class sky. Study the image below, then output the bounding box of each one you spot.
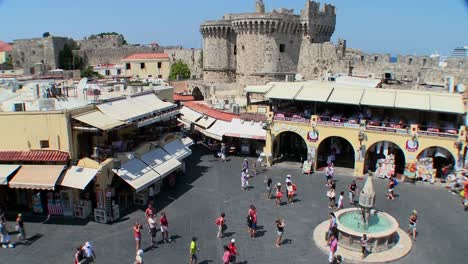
[0,0,467,56]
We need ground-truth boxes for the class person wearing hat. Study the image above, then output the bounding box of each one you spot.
[285,174,292,185]
[135,249,144,264]
[82,242,96,263]
[407,210,418,241]
[275,183,283,207]
[228,238,238,263]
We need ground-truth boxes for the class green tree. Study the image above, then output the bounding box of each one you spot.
[4,56,13,69]
[81,66,102,78]
[170,60,191,80]
[42,32,50,37]
[58,43,82,70]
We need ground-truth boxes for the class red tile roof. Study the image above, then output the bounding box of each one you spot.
[0,41,13,52]
[173,93,195,102]
[184,101,239,122]
[123,53,169,60]
[0,150,70,163]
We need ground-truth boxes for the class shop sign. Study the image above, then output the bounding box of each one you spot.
[307,130,319,142]
[406,139,419,152]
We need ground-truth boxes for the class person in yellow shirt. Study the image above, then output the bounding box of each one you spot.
[190,237,199,264]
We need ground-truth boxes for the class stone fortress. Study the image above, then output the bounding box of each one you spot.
[194,0,467,101]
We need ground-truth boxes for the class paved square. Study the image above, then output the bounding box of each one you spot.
[0,145,466,263]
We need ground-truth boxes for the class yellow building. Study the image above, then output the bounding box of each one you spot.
[122,53,171,80]
[245,81,467,177]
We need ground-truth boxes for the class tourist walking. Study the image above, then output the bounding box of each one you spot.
[407,210,418,241]
[386,177,396,200]
[286,182,295,204]
[252,160,257,176]
[361,234,369,259]
[265,177,272,199]
[275,218,285,247]
[327,186,336,209]
[327,234,338,264]
[285,174,292,185]
[16,213,26,240]
[335,191,344,211]
[160,212,172,243]
[241,169,249,190]
[327,212,337,239]
[215,213,226,238]
[223,245,231,264]
[74,246,84,264]
[228,239,238,263]
[348,180,357,205]
[148,213,157,246]
[134,249,144,264]
[248,205,257,238]
[242,159,249,173]
[82,242,96,263]
[326,163,335,184]
[0,220,14,248]
[275,183,283,206]
[133,222,143,251]
[145,202,155,222]
[190,237,199,264]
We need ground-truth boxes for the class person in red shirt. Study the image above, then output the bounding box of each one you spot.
[228,239,238,263]
[145,202,154,220]
[248,205,257,238]
[160,212,172,243]
[133,222,143,252]
[215,213,226,238]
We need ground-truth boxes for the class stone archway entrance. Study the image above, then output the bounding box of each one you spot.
[417,147,455,179]
[364,141,405,175]
[317,136,355,169]
[273,131,308,163]
[192,87,204,101]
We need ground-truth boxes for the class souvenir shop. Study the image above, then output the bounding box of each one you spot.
[364,141,405,176]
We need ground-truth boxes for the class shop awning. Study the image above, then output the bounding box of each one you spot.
[195,115,216,129]
[225,118,266,140]
[327,86,365,105]
[429,94,464,114]
[73,110,126,131]
[177,118,191,128]
[181,137,194,147]
[180,106,203,123]
[113,158,160,193]
[97,97,151,122]
[265,83,303,100]
[59,166,99,190]
[203,120,232,141]
[132,93,175,113]
[244,84,273,94]
[360,89,396,108]
[0,165,20,185]
[140,148,182,178]
[294,82,333,102]
[9,165,66,190]
[163,139,192,161]
[395,91,430,111]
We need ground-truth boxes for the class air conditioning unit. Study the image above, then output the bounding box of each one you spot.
[231,104,240,114]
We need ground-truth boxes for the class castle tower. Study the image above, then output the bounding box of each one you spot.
[232,10,302,86]
[300,1,336,43]
[255,0,265,13]
[200,21,236,83]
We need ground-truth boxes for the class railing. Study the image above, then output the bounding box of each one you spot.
[418,126,459,139]
[317,116,360,129]
[273,113,310,124]
[366,125,410,135]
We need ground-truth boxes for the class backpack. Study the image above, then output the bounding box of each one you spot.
[215,217,222,225]
[246,215,253,225]
[76,249,84,261]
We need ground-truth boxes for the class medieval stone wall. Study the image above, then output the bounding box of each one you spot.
[12,36,71,70]
[164,48,203,79]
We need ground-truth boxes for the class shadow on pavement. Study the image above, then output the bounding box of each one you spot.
[13,233,43,246]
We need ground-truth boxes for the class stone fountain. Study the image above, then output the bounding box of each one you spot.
[313,175,413,262]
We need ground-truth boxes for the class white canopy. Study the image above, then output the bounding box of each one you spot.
[113,158,161,193]
[225,118,266,140]
[59,166,98,190]
[0,165,20,185]
[163,139,192,161]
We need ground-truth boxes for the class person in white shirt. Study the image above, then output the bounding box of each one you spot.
[148,214,157,246]
[326,163,335,184]
[285,174,292,185]
[82,242,96,263]
[335,191,344,211]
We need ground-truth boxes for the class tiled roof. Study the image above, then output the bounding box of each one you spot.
[0,150,70,163]
[173,93,195,102]
[184,101,238,122]
[123,53,169,60]
[0,41,13,52]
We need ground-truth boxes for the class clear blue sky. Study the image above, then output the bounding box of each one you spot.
[0,0,467,55]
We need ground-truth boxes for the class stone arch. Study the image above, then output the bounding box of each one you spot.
[416,146,456,178]
[363,141,405,175]
[317,136,355,169]
[273,131,308,163]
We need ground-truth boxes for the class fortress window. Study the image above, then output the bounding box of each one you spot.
[40,140,49,149]
[158,75,162,78]
[279,44,286,53]
[242,45,245,51]
[140,63,146,69]
[360,56,365,62]
[234,45,237,55]
[105,70,110,76]
[374,56,378,62]
[422,58,427,66]
[408,58,413,65]
[126,63,131,70]
[158,62,162,69]
[117,69,121,75]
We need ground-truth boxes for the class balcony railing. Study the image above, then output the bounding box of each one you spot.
[273,113,310,124]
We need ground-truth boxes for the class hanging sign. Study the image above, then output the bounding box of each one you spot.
[406,139,419,152]
[307,130,319,142]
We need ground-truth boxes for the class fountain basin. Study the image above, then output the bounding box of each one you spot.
[335,208,399,252]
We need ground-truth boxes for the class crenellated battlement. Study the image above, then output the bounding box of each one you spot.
[232,19,302,35]
[200,21,233,38]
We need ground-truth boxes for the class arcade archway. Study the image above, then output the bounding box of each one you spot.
[192,87,204,101]
[364,141,405,175]
[417,147,455,179]
[273,131,307,163]
[317,136,355,168]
